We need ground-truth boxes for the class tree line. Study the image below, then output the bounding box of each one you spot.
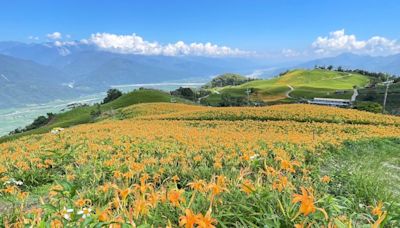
[314,65,399,84]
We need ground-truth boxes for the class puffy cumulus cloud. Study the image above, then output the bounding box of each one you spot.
[86,33,250,57]
[47,32,62,40]
[312,29,400,56]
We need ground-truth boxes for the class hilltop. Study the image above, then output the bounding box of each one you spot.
[202,69,370,105]
[0,89,191,142]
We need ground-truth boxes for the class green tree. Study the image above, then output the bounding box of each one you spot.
[102,89,123,104]
[171,87,196,100]
[204,73,253,88]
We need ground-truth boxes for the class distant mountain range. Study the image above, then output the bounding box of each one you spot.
[296,53,400,75]
[0,41,263,108]
[0,41,399,108]
[0,54,79,108]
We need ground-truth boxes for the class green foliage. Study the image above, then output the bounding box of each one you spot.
[102,89,122,104]
[323,138,400,207]
[316,138,400,227]
[220,93,248,106]
[90,104,102,119]
[204,73,253,88]
[9,113,55,135]
[357,82,400,114]
[171,87,196,100]
[354,101,383,113]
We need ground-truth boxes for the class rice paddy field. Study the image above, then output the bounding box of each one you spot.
[1,103,400,227]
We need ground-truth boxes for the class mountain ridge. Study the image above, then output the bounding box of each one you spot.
[1,40,400,109]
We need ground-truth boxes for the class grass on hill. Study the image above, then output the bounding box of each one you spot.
[203,69,370,105]
[0,89,191,143]
[324,138,400,206]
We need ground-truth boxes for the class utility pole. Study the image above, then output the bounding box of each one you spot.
[382,74,394,113]
[245,88,251,105]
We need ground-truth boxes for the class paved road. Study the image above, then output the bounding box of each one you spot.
[351,88,358,102]
[198,90,221,103]
[286,85,294,98]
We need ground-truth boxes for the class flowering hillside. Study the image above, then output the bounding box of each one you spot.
[0,103,399,227]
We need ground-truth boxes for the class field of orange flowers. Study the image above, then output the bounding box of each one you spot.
[0,103,399,227]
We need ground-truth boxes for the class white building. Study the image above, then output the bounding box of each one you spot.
[307,98,352,107]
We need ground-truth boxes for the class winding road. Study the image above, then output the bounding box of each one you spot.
[286,85,294,98]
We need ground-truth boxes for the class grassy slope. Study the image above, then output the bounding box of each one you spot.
[203,69,370,105]
[0,89,190,143]
[324,138,400,206]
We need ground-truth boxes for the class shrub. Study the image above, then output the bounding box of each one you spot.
[354,101,382,113]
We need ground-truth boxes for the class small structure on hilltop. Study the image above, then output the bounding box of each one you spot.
[308,98,352,107]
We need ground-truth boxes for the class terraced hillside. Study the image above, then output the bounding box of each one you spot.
[203,69,370,105]
[0,102,399,227]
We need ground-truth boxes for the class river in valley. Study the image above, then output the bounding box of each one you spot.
[0,83,203,136]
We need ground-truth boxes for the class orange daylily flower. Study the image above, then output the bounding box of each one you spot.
[179,209,200,228]
[320,175,331,183]
[292,187,316,216]
[188,180,206,192]
[118,188,130,200]
[197,210,217,228]
[371,201,383,216]
[168,189,186,207]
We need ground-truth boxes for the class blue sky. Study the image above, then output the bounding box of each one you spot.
[1,0,399,59]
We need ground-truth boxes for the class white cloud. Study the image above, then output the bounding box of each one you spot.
[312,29,400,56]
[85,33,250,57]
[53,40,77,47]
[281,48,301,57]
[47,32,62,40]
[28,35,39,41]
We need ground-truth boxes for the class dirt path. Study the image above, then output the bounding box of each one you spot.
[286,85,294,98]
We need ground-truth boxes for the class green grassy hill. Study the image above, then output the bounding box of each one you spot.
[0,89,190,143]
[203,69,370,105]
